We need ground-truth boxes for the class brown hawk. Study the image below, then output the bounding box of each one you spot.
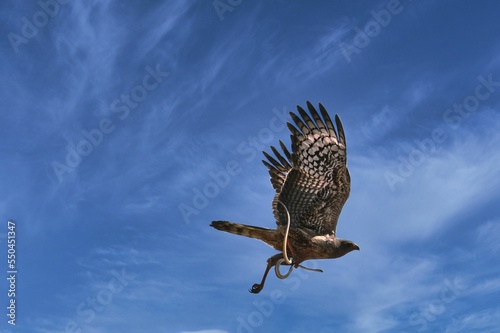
[211,101,359,293]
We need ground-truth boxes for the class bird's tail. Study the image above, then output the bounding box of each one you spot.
[210,221,279,249]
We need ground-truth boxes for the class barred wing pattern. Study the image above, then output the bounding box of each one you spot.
[262,102,350,236]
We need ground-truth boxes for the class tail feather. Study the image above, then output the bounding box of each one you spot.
[210,221,279,249]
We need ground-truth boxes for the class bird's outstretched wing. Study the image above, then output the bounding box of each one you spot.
[262,102,350,236]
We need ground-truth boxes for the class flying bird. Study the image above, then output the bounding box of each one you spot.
[211,102,359,293]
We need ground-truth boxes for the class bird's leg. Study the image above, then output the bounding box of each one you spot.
[249,253,284,294]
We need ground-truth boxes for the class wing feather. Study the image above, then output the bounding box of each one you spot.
[335,114,347,147]
[271,145,292,170]
[279,140,292,161]
[286,122,302,139]
[318,103,339,141]
[309,103,328,134]
[262,102,350,236]
[297,105,318,132]
[289,112,309,134]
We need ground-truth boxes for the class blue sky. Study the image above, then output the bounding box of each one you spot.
[1,0,500,332]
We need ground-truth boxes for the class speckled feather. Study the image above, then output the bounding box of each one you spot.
[262,101,350,236]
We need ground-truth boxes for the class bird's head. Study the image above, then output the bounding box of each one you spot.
[313,236,359,259]
[337,239,360,255]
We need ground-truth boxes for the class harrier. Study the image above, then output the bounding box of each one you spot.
[211,102,358,293]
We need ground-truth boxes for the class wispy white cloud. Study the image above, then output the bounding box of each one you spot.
[467,277,500,295]
[444,309,500,333]
[475,219,500,253]
[273,19,352,85]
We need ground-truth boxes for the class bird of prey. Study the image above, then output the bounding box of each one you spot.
[211,102,359,293]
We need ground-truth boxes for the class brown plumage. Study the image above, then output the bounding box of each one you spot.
[211,101,359,293]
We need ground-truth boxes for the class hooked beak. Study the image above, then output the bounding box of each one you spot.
[354,244,360,251]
